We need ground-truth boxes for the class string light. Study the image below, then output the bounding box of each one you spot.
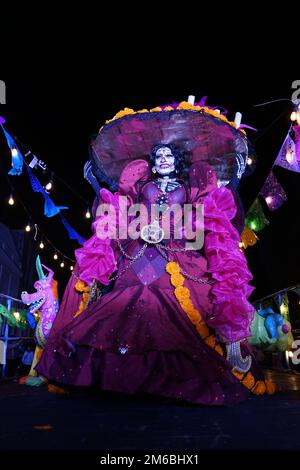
[291,111,297,122]
[280,304,288,316]
[286,148,295,164]
[13,312,20,321]
[265,196,273,206]
[60,261,65,268]
[249,221,259,232]
[85,209,91,219]
[290,106,300,125]
[247,157,253,166]
[45,180,53,191]
[4,177,76,267]
[70,266,74,271]
[8,194,15,205]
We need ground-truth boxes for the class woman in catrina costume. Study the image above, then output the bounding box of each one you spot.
[37,99,275,405]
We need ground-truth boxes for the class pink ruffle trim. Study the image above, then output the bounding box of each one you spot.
[204,186,255,343]
[75,236,116,286]
[75,189,120,286]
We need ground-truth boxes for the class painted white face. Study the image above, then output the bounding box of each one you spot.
[154,147,176,176]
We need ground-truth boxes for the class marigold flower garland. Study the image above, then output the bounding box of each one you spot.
[166,262,223,356]
[101,101,247,135]
[166,261,275,396]
[73,280,90,318]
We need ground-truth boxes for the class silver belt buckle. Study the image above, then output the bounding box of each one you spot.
[140,222,164,244]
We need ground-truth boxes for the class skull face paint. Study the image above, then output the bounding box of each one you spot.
[154,146,176,176]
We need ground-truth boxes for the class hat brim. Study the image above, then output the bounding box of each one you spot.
[91,109,247,184]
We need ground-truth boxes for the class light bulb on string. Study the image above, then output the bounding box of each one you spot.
[85,208,91,219]
[249,221,258,232]
[265,196,273,207]
[247,157,253,166]
[291,111,297,122]
[39,241,45,249]
[60,261,65,268]
[8,194,15,206]
[70,265,74,271]
[286,148,295,164]
[25,223,31,232]
[45,180,53,191]
[280,304,288,316]
[53,253,58,260]
[13,312,20,321]
[45,171,54,192]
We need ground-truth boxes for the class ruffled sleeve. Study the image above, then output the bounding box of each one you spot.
[75,188,120,286]
[203,186,255,343]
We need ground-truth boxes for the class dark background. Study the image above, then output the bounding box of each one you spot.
[0,76,298,300]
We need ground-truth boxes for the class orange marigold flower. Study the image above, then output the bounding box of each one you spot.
[205,336,216,348]
[150,107,162,112]
[214,344,224,356]
[195,322,209,337]
[174,286,190,301]
[218,114,228,122]
[166,262,180,275]
[208,110,220,118]
[137,109,149,113]
[186,307,201,317]
[75,280,86,292]
[177,101,196,110]
[265,380,276,395]
[170,273,185,287]
[188,311,200,322]
[187,312,201,324]
[74,301,85,318]
[232,370,244,381]
[82,293,89,302]
[163,106,174,111]
[179,303,194,314]
[114,108,135,120]
[242,373,255,390]
[252,381,267,396]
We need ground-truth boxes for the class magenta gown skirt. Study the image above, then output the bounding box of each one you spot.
[37,240,264,406]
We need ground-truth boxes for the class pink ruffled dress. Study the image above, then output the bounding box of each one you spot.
[37,161,263,406]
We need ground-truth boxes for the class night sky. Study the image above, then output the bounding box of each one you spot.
[0,76,298,301]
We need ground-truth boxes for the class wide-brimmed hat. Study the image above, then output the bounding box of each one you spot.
[91,101,250,187]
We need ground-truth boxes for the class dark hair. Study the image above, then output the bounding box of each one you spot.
[150,144,186,174]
